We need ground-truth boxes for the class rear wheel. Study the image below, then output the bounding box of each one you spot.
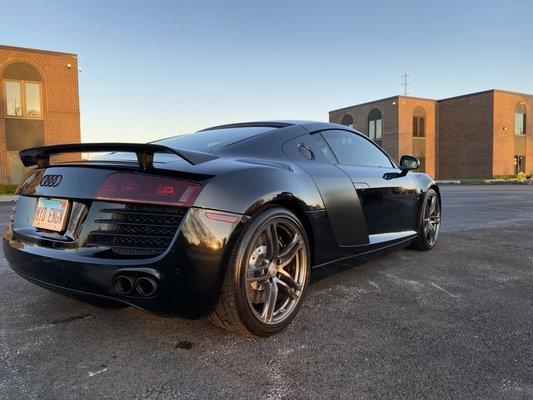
[411,188,441,251]
[210,207,310,336]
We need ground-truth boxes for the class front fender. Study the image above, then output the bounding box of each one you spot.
[409,172,438,194]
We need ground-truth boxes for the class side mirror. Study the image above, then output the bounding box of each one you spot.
[399,155,420,174]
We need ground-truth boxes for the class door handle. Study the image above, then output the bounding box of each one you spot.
[383,172,402,180]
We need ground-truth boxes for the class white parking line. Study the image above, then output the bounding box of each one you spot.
[428,281,459,298]
[88,368,107,377]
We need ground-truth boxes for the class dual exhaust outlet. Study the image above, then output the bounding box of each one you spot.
[114,275,158,297]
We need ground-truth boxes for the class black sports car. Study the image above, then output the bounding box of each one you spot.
[4,121,441,336]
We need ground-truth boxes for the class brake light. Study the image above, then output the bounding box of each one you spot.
[96,173,202,207]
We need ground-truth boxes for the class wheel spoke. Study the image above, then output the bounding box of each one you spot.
[428,195,436,215]
[431,214,440,223]
[426,221,436,242]
[261,281,278,323]
[246,274,269,283]
[265,222,279,259]
[423,220,430,235]
[275,277,300,300]
[278,234,302,269]
[278,269,303,291]
[248,263,269,274]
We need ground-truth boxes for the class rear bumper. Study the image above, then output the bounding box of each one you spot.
[3,207,245,319]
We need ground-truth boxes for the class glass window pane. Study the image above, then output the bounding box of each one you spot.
[420,117,425,137]
[413,117,418,137]
[515,113,525,134]
[25,82,42,117]
[320,130,392,168]
[153,126,276,153]
[5,81,22,116]
[375,119,382,139]
[369,120,375,139]
[311,132,338,163]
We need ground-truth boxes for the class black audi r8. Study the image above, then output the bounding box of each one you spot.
[4,121,441,336]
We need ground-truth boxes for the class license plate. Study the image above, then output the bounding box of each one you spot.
[33,198,70,232]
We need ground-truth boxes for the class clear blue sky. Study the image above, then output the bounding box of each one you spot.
[1,0,532,143]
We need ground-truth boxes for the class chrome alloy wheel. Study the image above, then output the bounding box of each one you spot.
[245,219,307,325]
[423,191,441,246]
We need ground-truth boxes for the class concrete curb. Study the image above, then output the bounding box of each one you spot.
[0,195,18,203]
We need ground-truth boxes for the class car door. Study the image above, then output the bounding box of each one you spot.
[315,129,419,239]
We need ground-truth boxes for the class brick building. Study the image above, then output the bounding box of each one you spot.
[329,90,532,179]
[0,45,81,184]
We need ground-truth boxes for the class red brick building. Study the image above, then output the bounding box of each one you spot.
[329,90,532,179]
[0,45,81,184]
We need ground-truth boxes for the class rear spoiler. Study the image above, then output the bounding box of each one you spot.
[19,143,218,169]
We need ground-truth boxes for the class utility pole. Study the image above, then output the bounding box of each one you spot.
[401,72,409,96]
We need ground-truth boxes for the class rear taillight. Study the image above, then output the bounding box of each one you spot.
[96,173,202,207]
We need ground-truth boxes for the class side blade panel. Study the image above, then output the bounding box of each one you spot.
[282,135,369,246]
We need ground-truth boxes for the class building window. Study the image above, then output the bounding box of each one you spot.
[4,80,43,118]
[368,108,382,146]
[515,103,526,135]
[514,156,525,174]
[413,106,426,137]
[5,81,22,116]
[341,114,354,128]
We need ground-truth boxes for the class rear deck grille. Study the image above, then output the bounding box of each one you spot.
[87,204,187,257]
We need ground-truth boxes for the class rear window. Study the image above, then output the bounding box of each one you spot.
[153,126,276,153]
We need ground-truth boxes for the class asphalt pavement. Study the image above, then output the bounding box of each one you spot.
[1,185,532,399]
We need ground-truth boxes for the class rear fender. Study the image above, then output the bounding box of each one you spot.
[193,165,325,215]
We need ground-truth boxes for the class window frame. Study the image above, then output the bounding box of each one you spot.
[514,112,526,135]
[341,113,354,128]
[413,116,426,138]
[367,108,383,147]
[3,79,43,119]
[368,118,383,140]
[312,128,396,169]
[514,155,525,174]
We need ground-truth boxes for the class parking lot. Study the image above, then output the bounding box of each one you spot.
[1,185,532,399]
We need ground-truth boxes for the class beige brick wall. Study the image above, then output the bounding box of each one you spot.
[492,91,533,176]
[397,97,437,178]
[0,46,81,183]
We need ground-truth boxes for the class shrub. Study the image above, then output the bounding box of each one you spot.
[0,184,18,195]
[516,172,527,183]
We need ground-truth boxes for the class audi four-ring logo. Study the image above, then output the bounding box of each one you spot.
[40,174,63,187]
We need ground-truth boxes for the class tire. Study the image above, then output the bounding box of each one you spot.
[209,207,311,336]
[411,188,441,251]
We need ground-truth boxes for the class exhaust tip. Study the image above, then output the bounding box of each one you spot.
[114,275,134,294]
[135,277,158,297]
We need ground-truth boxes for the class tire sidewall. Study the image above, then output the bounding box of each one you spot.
[417,188,440,249]
[232,207,311,336]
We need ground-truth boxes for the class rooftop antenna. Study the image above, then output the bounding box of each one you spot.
[401,71,409,96]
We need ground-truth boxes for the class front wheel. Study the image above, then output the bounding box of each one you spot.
[411,188,441,251]
[210,207,311,336]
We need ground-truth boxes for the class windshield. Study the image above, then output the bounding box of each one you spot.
[152,126,276,153]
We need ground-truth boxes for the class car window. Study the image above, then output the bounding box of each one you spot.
[311,132,338,163]
[153,126,276,153]
[317,129,393,168]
